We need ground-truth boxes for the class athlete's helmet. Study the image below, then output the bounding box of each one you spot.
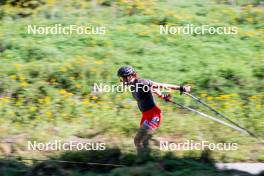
[117,66,136,77]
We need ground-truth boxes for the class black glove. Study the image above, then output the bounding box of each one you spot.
[162,93,172,101]
[180,85,185,95]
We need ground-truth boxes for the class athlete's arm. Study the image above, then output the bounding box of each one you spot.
[152,81,180,90]
[151,81,191,92]
[152,88,171,101]
[152,88,163,97]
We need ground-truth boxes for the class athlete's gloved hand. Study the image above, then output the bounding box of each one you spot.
[180,85,191,94]
[161,93,172,101]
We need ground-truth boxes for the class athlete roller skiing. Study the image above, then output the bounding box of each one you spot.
[117,66,191,157]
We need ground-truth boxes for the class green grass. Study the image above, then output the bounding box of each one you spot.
[0,0,264,175]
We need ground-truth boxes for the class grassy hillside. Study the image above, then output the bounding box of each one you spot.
[0,0,264,175]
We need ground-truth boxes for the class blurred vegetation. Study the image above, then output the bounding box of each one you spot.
[0,147,262,176]
[0,0,263,174]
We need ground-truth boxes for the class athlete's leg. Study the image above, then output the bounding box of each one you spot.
[134,126,153,157]
[135,106,162,156]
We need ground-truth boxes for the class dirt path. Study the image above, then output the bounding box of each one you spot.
[216,163,264,175]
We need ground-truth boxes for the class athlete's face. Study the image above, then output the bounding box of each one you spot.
[120,75,136,85]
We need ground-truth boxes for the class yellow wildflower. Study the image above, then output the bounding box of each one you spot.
[82,99,90,105]
[19,75,26,81]
[256,104,261,109]
[20,82,28,87]
[59,89,67,95]
[44,96,51,104]
[207,96,213,101]
[66,92,73,97]
[45,111,52,118]
[94,60,104,65]
[200,93,207,97]
[10,75,17,80]
[14,63,22,70]
[0,97,10,103]
[75,83,81,88]
[59,67,67,72]
[249,96,257,100]
[219,94,231,100]
[230,93,238,97]
[30,106,37,112]
[91,96,98,100]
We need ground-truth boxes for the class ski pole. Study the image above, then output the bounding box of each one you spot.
[183,92,259,139]
[167,99,258,137]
